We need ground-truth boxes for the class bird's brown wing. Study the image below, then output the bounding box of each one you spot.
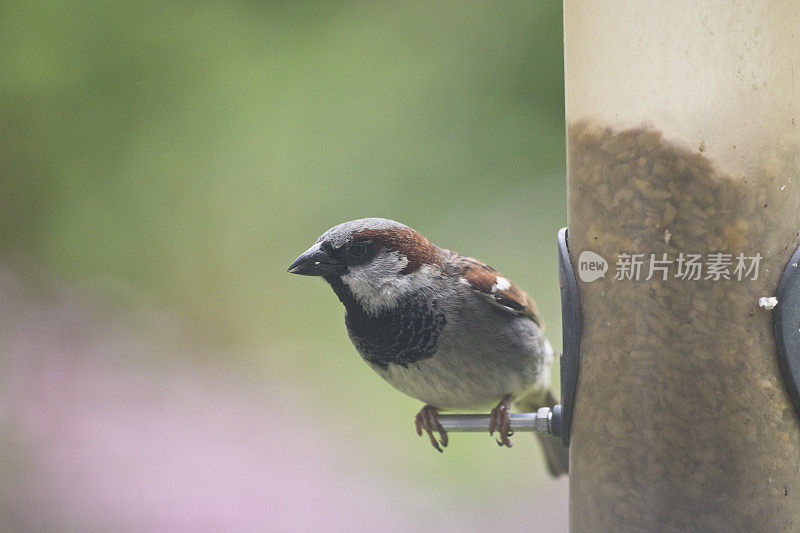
[452,254,544,329]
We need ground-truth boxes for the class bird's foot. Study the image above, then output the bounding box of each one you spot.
[415,405,448,452]
[489,394,514,448]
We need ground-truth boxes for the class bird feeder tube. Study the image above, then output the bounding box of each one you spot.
[564,1,800,531]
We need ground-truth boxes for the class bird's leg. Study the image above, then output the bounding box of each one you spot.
[489,394,514,448]
[415,405,448,452]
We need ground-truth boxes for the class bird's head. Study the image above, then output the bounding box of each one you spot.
[288,218,442,315]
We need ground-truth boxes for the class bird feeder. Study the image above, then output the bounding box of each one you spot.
[562,1,800,530]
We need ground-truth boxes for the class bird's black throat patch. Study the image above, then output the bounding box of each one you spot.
[325,277,446,370]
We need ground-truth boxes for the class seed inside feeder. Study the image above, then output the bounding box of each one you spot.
[568,120,800,530]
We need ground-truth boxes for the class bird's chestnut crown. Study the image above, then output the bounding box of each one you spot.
[288,218,441,278]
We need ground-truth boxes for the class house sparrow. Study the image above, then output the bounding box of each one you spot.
[288,218,568,476]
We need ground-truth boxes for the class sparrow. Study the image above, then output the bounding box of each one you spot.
[288,218,568,476]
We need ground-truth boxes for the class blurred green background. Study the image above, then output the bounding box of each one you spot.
[1,2,567,530]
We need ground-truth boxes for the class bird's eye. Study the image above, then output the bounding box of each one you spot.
[350,241,367,257]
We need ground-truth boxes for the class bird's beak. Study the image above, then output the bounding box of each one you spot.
[287,243,343,276]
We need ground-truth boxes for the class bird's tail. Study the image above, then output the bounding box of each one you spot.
[516,388,569,477]
[535,432,569,477]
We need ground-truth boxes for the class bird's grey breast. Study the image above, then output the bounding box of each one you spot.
[344,294,447,370]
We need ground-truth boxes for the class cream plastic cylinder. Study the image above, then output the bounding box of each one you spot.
[564,1,800,530]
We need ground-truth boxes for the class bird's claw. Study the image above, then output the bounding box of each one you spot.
[489,394,514,448]
[415,405,448,452]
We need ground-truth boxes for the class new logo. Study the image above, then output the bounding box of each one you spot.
[578,251,608,282]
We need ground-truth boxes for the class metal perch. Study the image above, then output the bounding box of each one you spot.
[436,406,561,437]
